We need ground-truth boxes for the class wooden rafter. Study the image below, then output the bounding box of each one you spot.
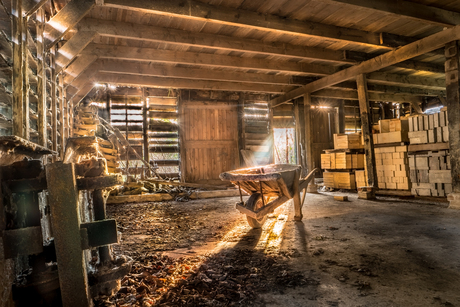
[323,0,460,28]
[55,31,97,72]
[44,0,94,50]
[103,0,412,49]
[80,44,338,76]
[270,25,460,108]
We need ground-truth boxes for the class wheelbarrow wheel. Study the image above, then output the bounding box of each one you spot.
[246,192,268,228]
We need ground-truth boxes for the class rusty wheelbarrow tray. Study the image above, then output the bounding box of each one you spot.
[219,164,317,228]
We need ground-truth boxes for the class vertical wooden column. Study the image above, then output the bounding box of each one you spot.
[293,99,302,166]
[59,74,65,158]
[178,92,187,183]
[142,89,149,170]
[36,8,46,146]
[303,94,313,172]
[268,103,275,164]
[50,48,58,153]
[237,94,245,166]
[337,100,345,133]
[357,74,377,198]
[445,41,460,209]
[21,15,29,140]
[46,162,91,307]
[12,0,25,138]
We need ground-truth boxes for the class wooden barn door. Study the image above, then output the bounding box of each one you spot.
[180,101,239,184]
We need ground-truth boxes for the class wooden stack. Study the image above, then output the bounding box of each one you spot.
[73,106,100,137]
[407,108,451,197]
[408,151,451,196]
[408,108,448,144]
[371,119,411,191]
[373,118,409,144]
[322,133,364,190]
[375,145,410,190]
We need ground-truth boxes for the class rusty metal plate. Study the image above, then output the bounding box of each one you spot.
[80,219,118,248]
[2,226,43,259]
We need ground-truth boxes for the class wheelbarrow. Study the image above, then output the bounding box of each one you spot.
[219,164,318,228]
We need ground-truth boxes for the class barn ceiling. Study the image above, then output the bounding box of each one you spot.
[3,0,459,107]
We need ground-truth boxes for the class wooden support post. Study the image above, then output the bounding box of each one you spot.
[92,189,111,263]
[46,162,91,307]
[303,93,317,193]
[337,99,345,133]
[142,89,149,175]
[37,8,46,146]
[268,101,274,164]
[12,0,25,138]
[445,41,460,209]
[51,48,58,153]
[21,15,29,140]
[178,92,186,183]
[59,74,65,158]
[294,99,302,166]
[237,94,245,167]
[357,74,377,199]
[293,168,302,221]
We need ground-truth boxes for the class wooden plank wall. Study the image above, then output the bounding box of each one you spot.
[181,100,239,184]
[311,106,337,177]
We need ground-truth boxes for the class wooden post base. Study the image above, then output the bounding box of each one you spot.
[447,193,460,210]
[358,186,376,200]
[307,183,318,193]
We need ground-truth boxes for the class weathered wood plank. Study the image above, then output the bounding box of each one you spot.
[55,31,97,72]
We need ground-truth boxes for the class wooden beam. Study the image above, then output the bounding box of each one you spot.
[50,48,57,152]
[303,94,313,173]
[81,44,338,76]
[36,8,46,146]
[55,31,97,73]
[76,17,445,72]
[366,72,445,90]
[23,0,47,16]
[95,60,305,86]
[323,0,460,28]
[64,54,98,85]
[103,0,408,49]
[445,41,460,195]
[77,18,350,64]
[21,13,29,140]
[270,25,460,108]
[12,0,25,138]
[71,84,96,105]
[44,0,95,50]
[142,89,149,164]
[312,88,424,103]
[93,73,295,94]
[357,74,377,189]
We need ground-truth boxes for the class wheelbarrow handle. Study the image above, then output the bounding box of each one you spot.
[299,168,318,192]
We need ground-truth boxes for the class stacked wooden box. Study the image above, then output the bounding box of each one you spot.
[322,133,364,190]
[98,138,120,174]
[407,108,451,197]
[374,145,410,190]
[408,151,451,196]
[372,119,411,191]
[407,108,448,144]
[373,118,409,144]
[73,106,100,137]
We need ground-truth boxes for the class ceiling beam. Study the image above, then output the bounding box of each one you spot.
[322,0,460,28]
[77,17,349,64]
[96,60,302,86]
[93,72,295,94]
[76,17,444,74]
[312,88,424,103]
[64,54,98,85]
[23,0,47,16]
[81,44,338,76]
[366,72,445,90]
[55,31,96,73]
[44,0,95,50]
[103,0,410,50]
[270,24,460,107]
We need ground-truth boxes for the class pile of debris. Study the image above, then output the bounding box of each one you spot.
[95,250,310,307]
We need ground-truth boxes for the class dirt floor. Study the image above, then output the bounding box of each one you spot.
[98,191,460,306]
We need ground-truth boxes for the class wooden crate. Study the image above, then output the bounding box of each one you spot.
[375,145,411,190]
[355,170,367,188]
[333,133,363,150]
[374,131,409,144]
[323,171,356,189]
[379,118,408,133]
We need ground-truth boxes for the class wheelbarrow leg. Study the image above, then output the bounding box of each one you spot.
[293,168,303,221]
